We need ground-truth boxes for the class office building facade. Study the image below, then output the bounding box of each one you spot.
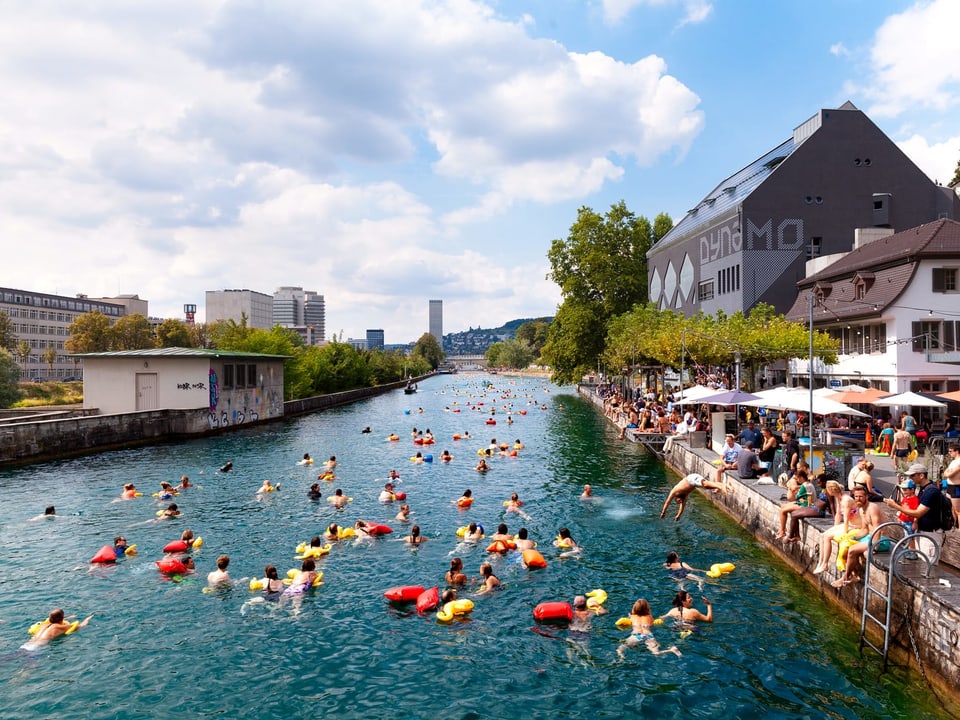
[429,299,442,345]
[272,286,325,344]
[205,289,273,330]
[366,329,385,351]
[0,287,136,380]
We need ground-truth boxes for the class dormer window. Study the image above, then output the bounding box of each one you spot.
[852,271,874,300]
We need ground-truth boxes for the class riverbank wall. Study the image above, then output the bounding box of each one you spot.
[0,376,427,467]
[579,384,960,709]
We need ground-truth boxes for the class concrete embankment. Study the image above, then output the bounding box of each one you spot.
[579,384,960,710]
[0,376,428,467]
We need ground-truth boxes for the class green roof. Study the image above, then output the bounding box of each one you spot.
[71,347,291,360]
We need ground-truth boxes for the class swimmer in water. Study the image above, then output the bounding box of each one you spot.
[158,503,180,519]
[121,484,139,499]
[660,590,713,625]
[219,461,233,473]
[664,551,704,590]
[207,554,232,587]
[379,483,397,503]
[257,480,278,494]
[177,475,193,490]
[462,522,483,542]
[445,558,467,586]
[554,527,581,557]
[504,493,523,512]
[476,562,500,594]
[22,609,93,650]
[580,484,593,500]
[298,453,314,466]
[307,483,322,501]
[396,503,411,522]
[659,473,727,522]
[404,525,427,545]
[514,527,536,550]
[328,488,349,509]
[618,599,681,658]
[475,458,490,472]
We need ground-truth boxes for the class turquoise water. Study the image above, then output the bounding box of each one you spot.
[0,375,948,719]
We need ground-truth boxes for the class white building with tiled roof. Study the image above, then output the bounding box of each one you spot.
[784,219,960,399]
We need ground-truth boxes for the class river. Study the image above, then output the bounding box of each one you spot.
[0,374,946,719]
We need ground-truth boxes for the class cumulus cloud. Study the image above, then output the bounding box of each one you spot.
[897,133,960,187]
[829,42,850,57]
[601,0,712,27]
[0,0,703,340]
[860,0,960,118]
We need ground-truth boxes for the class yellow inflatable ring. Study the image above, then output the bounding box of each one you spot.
[249,578,265,591]
[283,570,324,587]
[615,616,632,629]
[585,588,607,608]
[437,599,474,622]
[192,537,204,550]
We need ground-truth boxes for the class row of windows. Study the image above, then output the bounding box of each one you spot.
[2,307,78,322]
[15,340,66,351]
[12,324,70,336]
[1,293,122,315]
[222,364,258,390]
[826,324,887,355]
[913,320,960,352]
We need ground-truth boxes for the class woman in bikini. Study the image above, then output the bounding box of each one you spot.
[812,490,862,575]
[661,590,713,625]
[619,598,681,657]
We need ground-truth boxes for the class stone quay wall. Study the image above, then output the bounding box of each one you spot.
[0,375,429,467]
[579,384,960,708]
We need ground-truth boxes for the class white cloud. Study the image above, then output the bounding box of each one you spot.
[897,133,960,187]
[0,0,703,341]
[860,0,960,118]
[600,0,712,27]
[829,42,850,57]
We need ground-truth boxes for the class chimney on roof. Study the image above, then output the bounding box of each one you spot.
[854,227,895,250]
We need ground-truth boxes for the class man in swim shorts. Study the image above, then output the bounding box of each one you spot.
[22,609,92,649]
[659,473,727,522]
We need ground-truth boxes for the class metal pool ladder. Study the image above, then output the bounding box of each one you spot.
[859,522,940,670]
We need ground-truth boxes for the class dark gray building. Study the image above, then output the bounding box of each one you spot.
[647,102,959,317]
[366,328,385,350]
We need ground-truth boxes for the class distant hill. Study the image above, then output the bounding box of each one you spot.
[443,317,552,355]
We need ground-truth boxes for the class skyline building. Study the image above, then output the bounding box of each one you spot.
[205,289,273,329]
[429,299,442,345]
[366,328,384,351]
[272,286,326,344]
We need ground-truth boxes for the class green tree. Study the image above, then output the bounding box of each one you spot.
[514,320,549,357]
[0,310,15,351]
[42,344,57,377]
[367,349,406,385]
[950,151,960,188]
[496,339,535,369]
[486,342,504,368]
[188,322,212,349]
[543,201,669,383]
[411,333,444,370]
[110,314,156,351]
[0,349,22,407]
[15,339,31,377]
[65,311,112,354]
[156,319,194,348]
[208,315,252,349]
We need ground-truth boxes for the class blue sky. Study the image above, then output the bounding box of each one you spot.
[1,0,957,344]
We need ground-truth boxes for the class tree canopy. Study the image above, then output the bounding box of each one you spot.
[0,349,22,407]
[0,311,15,351]
[65,312,113,354]
[412,333,444,370]
[542,201,672,383]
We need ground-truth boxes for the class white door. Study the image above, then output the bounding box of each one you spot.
[136,373,158,411]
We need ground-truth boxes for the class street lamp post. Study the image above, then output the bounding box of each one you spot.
[808,293,815,464]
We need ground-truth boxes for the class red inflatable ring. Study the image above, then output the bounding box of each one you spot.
[533,601,573,623]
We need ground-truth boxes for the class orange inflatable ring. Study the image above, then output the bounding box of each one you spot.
[162,540,189,553]
[457,498,474,508]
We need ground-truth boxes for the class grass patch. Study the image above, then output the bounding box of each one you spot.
[13,381,84,407]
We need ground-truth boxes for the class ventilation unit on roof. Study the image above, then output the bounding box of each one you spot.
[872,193,891,227]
